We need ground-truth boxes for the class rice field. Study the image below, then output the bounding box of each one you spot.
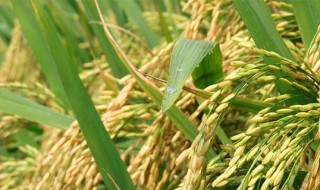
[0,0,319,189]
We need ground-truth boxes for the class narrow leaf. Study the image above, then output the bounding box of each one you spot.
[155,0,173,42]
[232,0,316,105]
[31,1,135,189]
[291,0,320,49]
[116,0,159,48]
[46,0,91,63]
[12,0,71,109]
[0,89,74,129]
[109,0,127,26]
[81,0,129,78]
[232,0,294,62]
[162,39,215,112]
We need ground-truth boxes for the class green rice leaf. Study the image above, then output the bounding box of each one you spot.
[81,0,129,78]
[0,89,74,129]
[291,0,320,49]
[31,1,135,189]
[94,8,217,158]
[232,0,294,62]
[45,0,91,64]
[0,6,14,42]
[162,40,227,146]
[109,0,127,26]
[232,0,316,105]
[116,0,159,48]
[155,0,173,42]
[0,6,14,29]
[192,43,223,89]
[165,0,179,38]
[12,0,71,109]
[162,39,215,112]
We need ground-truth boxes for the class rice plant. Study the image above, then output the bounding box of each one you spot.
[0,0,319,190]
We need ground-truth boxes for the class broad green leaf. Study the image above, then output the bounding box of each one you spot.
[232,0,316,105]
[161,40,228,147]
[116,0,159,48]
[12,0,71,109]
[162,39,215,112]
[81,0,129,78]
[0,89,74,129]
[94,7,218,158]
[291,0,320,49]
[31,1,134,189]
[192,43,223,89]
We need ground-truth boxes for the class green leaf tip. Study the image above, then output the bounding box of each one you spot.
[161,38,217,112]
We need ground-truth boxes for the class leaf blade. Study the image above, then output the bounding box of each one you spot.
[116,0,159,48]
[162,39,215,112]
[12,0,71,109]
[31,1,135,189]
[0,89,74,129]
[232,0,294,61]
[192,43,223,89]
[291,0,320,49]
[232,0,316,105]
[82,0,129,78]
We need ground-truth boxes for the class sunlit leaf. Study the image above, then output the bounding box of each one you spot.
[162,39,216,112]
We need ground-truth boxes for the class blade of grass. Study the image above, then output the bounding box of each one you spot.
[12,0,71,109]
[81,0,128,78]
[165,0,179,38]
[94,1,218,159]
[192,43,223,89]
[0,5,14,43]
[291,0,320,49]
[232,0,316,105]
[46,0,91,63]
[0,16,11,43]
[0,89,74,129]
[155,0,173,42]
[232,0,294,61]
[31,1,135,189]
[161,39,230,146]
[109,0,127,26]
[161,39,215,112]
[0,6,14,29]
[116,0,159,48]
